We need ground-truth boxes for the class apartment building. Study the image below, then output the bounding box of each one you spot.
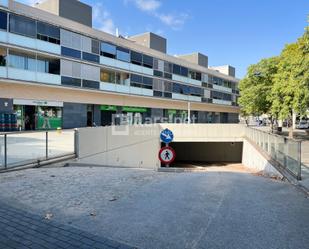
[0,0,240,130]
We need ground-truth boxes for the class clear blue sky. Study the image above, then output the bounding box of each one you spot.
[21,0,309,78]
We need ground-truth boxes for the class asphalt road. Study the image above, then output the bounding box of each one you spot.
[0,167,308,249]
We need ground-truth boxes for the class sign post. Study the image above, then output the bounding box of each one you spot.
[159,128,175,167]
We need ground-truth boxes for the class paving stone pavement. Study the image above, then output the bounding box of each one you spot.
[0,202,137,249]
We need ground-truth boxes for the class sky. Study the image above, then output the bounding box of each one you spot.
[20,0,309,78]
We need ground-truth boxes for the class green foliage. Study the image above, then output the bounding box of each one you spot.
[240,18,309,119]
[239,57,279,117]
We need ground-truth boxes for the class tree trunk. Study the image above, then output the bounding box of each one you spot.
[288,118,294,138]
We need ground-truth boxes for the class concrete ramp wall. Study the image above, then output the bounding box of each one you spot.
[76,125,161,168]
[75,124,283,178]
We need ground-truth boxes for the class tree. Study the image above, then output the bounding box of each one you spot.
[238,57,279,124]
[270,27,309,137]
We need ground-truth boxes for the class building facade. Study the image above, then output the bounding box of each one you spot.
[0,0,240,131]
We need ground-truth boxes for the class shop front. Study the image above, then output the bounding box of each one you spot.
[13,99,63,131]
[100,105,149,126]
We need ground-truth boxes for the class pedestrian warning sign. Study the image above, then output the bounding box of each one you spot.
[158,146,176,165]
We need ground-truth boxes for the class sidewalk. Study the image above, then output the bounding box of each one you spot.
[0,202,136,249]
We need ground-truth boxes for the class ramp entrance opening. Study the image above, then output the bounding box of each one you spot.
[161,142,243,168]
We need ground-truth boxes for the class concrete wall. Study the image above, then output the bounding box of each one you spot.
[36,0,92,27]
[161,124,245,142]
[129,32,167,54]
[171,142,243,163]
[242,139,283,178]
[76,125,161,168]
[177,53,208,68]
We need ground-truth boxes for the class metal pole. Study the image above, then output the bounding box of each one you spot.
[187,102,191,124]
[4,134,7,169]
[46,131,48,159]
[298,141,302,180]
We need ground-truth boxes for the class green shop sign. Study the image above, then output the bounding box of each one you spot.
[100,105,148,113]
[100,105,117,111]
[122,106,148,113]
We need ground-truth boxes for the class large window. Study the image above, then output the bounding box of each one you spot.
[211,91,232,101]
[9,14,36,38]
[0,11,7,30]
[115,72,130,85]
[116,46,130,62]
[61,47,81,59]
[82,80,99,89]
[61,76,81,87]
[173,83,190,95]
[37,21,60,44]
[37,56,60,74]
[0,47,7,66]
[189,86,203,97]
[189,70,202,81]
[131,51,142,65]
[101,42,116,58]
[130,74,152,89]
[82,52,99,63]
[8,51,36,71]
[142,54,153,68]
[100,69,116,83]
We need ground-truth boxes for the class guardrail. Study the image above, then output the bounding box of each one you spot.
[245,127,302,180]
[0,130,76,170]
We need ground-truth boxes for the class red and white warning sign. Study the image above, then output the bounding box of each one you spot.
[158,146,176,165]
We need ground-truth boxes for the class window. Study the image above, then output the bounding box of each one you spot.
[61,47,81,59]
[131,74,143,83]
[164,81,173,92]
[37,21,60,44]
[82,52,99,63]
[173,64,181,75]
[142,54,153,68]
[61,76,81,87]
[0,47,7,66]
[91,40,100,54]
[153,70,163,77]
[8,51,36,71]
[142,76,153,89]
[101,42,116,58]
[189,87,203,97]
[153,58,164,71]
[115,72,130,85]
[164,72,172,79]
[130,74,152,89]
[9,14,36,38]
[131,51,142,65]
[189,70,201,81]
[0,11,7,30]
[164,61,172,73]
[37,57,60,74]
[82,80,99,89]
[180,66,188,77]
[211,91,232,101]
[116,47,130,62]
[100,69,115,83]
[173,83,190,95]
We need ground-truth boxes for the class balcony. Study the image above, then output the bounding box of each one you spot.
[0,31,61,55]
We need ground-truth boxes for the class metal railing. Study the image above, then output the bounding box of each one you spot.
[245,127,302,180]
[0,130,76,170]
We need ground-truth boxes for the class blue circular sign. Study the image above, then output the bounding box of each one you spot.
[160,128,174,144]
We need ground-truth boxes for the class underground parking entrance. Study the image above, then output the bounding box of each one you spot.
[160,141,243,169]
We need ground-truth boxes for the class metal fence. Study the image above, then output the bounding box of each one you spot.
[0,130,76,170]
[245,127,302,180]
